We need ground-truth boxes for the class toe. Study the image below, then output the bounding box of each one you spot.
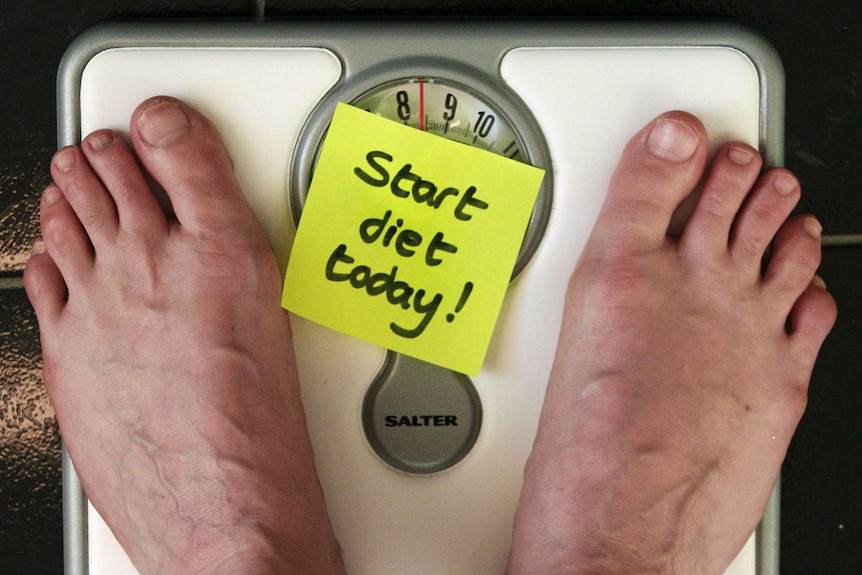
[680,142,763,259]
[24,238,67,321]
[762,215,823,316]
[728,168,800,272]
[592,111,708,255]
[129,97,258,236]
[81,129,168,236]
[39,183,93,287]
[50,145,119,247]
[787,280,837,357]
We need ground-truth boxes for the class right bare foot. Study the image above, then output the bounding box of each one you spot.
[24,97,346,575]
[506,112,836,575]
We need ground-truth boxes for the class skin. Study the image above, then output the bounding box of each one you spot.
[24,99,835,575]
[505,112,836,574]
[24,97,346,575]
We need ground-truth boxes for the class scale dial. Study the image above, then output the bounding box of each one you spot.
[292,68,552,279]
[351,77,526,162]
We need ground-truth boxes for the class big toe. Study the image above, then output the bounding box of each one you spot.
[129,97,259,236]
[590,111,708,255]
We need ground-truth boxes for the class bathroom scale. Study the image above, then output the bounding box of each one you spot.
[58,20,784,575]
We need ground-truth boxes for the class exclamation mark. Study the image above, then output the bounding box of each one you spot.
[446,282,474,322]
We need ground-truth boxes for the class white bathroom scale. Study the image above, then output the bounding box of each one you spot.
[58,20,784,575]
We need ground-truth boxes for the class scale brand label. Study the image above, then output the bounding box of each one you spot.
[282,103,544,375]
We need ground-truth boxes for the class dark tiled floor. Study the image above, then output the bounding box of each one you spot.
[1,1,859,573]
[0,288,62,572]
[782,244,862,572]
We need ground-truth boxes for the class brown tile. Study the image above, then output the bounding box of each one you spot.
[0,288,62,572]
[0,152,49,274]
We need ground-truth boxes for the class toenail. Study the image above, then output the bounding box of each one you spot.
[43,185,62,205]
[774,173,798,195]
[811,275,827,289]
[646,118,700,162]
[727,145,755,165]
[138,100,191,147]
[803,216,822,238]
[88,131,114,151]
[53,148,77,172]
[31,237,47,255]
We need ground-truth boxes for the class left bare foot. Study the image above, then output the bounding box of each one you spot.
[24,96,346,575]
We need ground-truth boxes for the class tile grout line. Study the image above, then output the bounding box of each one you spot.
[821,234,862,247]
[253,0,265,19]
[0,244,857,292]
[0,233,859,293]
[0,277,24,289]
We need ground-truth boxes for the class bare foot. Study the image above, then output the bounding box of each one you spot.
[24,97,346,575]
[506,112,836,574]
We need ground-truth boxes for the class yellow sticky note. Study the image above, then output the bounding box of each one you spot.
[283,103,544,375]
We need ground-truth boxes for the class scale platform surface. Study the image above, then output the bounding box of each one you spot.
[58,20,783,575]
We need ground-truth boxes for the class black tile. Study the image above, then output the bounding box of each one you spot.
[778,4,862,237]
[0,288,62,574]
[265,0,766,19]
[781,244,862,574]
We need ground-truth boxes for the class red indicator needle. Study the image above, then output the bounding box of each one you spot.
[419,79,426,131]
